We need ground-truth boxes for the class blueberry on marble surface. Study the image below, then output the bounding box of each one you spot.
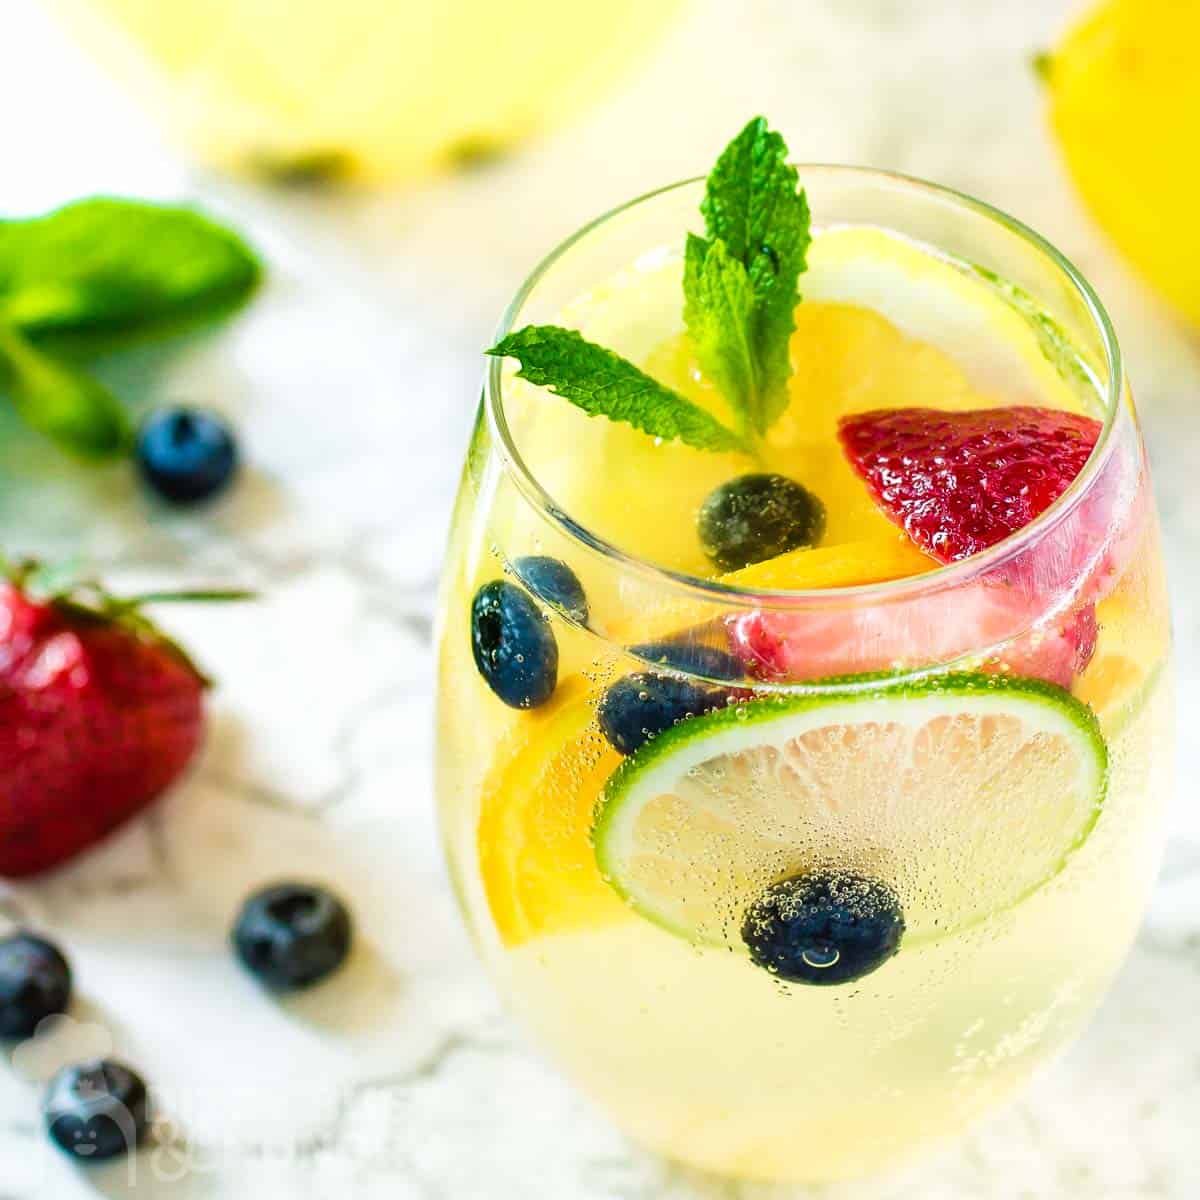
[136,406,239,505]
[0,931,72,1040]
[233,882,354,991]
[44,1059,150,1163]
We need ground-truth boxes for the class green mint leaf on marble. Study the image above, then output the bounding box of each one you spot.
[487,326,750,454]
[683,233,760,438]
[697,116,811,433]
[0,197,259,459]
[0,322,129,460]
[0,197,261,355]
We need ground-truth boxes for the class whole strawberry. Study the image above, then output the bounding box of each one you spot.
[0,560,247,877]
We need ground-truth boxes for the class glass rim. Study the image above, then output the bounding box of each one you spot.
[484,164,1125,608]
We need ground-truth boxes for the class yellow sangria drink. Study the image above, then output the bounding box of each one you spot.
[436,125,1172,1183]
[48,0,683,182]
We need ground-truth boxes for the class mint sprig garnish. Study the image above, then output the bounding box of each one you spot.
[487,326,751,454]
[488,117,810,454]
[0,197,260,459]
[696,117,811,434]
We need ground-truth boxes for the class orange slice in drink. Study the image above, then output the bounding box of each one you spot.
[477,679,628,946]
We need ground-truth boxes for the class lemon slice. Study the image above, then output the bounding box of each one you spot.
[477,680,628,946]
[720,536,934,591]
[614,535,935,649]
[1070,553,1170,737]
[800,226,1094,409]
[594,673,1107,948]
[1075,654,1165,740]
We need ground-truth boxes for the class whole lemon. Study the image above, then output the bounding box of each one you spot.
[1043,0,1200,325]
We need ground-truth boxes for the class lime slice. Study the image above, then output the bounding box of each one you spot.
[594,673,1108,948]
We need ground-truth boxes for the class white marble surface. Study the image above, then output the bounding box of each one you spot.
[1,0,1198,1195]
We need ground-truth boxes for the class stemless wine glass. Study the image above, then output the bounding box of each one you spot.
[435,168,1173,1184]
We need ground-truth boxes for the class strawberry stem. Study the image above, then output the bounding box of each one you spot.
[1,556,253,688]
[122,589,257,605]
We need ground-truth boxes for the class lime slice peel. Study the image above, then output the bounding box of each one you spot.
[594,672,1108,950]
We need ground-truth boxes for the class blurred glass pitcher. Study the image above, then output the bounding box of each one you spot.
[47,0,684,184]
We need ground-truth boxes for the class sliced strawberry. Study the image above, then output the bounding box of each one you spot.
[837,406,1102,563]
[726,406,1129,690]
[998,603,1097,689]
[726,586,1096,689]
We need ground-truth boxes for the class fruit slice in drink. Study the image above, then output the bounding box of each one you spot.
[593,673,1108,953]
[477,680,627,947]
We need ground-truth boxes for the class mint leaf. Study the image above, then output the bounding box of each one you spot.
[488,326,750,454]
[0,198,260,355]
[0,322,129,459]
[683,234,759,434]
[699,117,811,432]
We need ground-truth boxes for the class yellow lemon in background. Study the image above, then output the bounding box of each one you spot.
[47,0,684,184]
[1042,0,1200,325]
